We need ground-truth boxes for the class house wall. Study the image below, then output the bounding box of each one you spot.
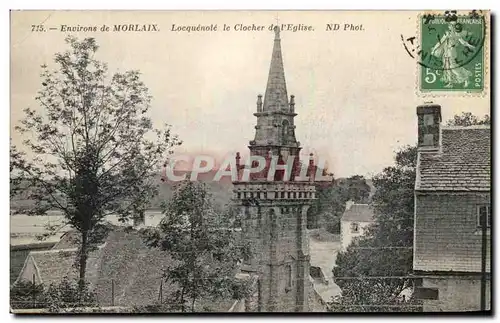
[340,220,372,251]
[421,276,491,312]
[414,193,491,272]
[10,243,56,285]
[16,255,39,284]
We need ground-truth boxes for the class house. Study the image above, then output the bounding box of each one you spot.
[413,104,491,312]
[13,219,336,313]
[340,202,375,250]
[13,226,238,312]
[9,211,165,286]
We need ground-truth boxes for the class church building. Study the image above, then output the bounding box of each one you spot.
[232,26,324,312]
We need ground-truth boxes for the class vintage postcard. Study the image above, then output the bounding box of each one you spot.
[10,10,491,314]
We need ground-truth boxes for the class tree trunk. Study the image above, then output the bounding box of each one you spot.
[180,287,185,312]
[78,231,89,297]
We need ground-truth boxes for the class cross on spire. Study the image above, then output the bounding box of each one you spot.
[274,13,281,40]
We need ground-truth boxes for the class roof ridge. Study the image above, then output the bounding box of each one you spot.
[30,242,107,254]
[30,247,78,254]
[442,125,490,130]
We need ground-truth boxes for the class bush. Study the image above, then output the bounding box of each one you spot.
[10,280,45,309]
[10,276,97,312]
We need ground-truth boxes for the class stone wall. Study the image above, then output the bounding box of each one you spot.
[421,275,491,311]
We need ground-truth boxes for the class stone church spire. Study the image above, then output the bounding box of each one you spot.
[263,26,289,111]
[251,27,298,150]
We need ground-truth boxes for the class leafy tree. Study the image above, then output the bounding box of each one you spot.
[310,183,345,232]
[11,36,181,292]
[446,112,490,126]
[143,181,249,312]
[10,144,26,199]
[330,146,419,312]
[343,175,371,204]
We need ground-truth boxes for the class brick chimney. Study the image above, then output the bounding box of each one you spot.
[416,103,442,151]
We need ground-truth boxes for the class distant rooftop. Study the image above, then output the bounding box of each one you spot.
[341,204,375,222]
[14,226,237,311]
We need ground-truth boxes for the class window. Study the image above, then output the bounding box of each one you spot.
[477,205,491,228]
[414,287,439,300]
[285,264,292,291]
[282,120,290,144]
[350,222,359,233]
[270,209,277,239]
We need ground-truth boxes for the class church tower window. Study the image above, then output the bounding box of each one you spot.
[282,120,290,144]
[285,264,292,291]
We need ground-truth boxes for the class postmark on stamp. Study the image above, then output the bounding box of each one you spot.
[402,10,488,95]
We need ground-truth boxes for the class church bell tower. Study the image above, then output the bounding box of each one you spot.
[232,27,316,312]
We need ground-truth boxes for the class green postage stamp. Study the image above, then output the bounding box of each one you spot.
[418,11,486,93]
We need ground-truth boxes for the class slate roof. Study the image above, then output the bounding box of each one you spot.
[15,226,237,311]
[341,204,375,222]
[416,126,490,191]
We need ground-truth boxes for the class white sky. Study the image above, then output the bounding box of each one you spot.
[10,11,490,178]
